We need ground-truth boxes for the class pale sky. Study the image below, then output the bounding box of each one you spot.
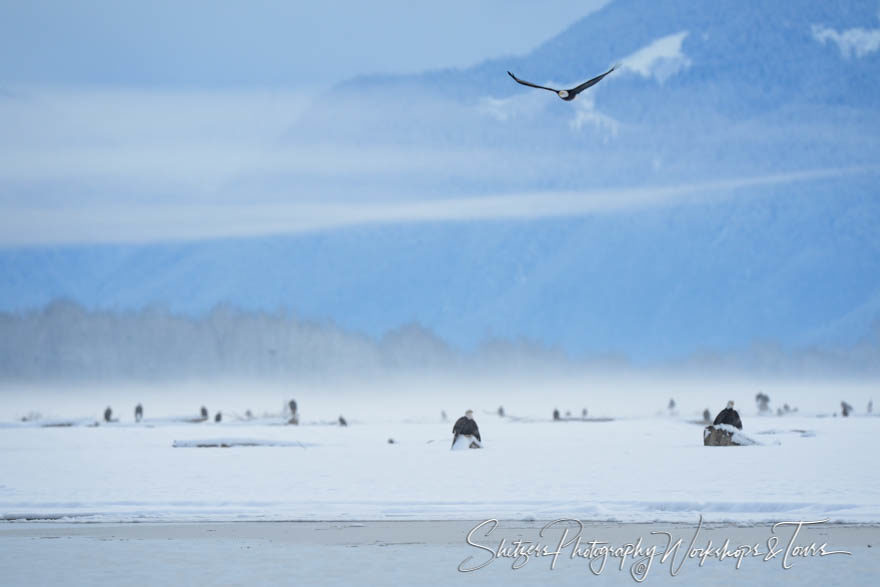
[1,0,610,87]
[0,1,624,245]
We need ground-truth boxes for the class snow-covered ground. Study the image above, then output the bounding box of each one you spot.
[1,376,877,525]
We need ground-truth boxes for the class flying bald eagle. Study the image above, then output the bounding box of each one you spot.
[507,65,616,101]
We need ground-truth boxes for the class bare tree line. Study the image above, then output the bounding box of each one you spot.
[0,300,878,381]
[0,300,563,381]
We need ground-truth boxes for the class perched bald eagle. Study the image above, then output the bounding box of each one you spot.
[507,65,616,101]
[453,410,480,440]
[713,401,742,429]
[452,410,481,448]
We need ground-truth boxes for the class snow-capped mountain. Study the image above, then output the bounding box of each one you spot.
[280,0,879,199]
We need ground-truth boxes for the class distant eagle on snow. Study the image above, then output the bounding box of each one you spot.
[507,65,616,101]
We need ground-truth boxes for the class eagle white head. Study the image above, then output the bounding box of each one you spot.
[465,410,474,419]
[727,401,735,409]
[557,90,569,99]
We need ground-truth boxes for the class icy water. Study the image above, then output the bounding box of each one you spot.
[0,521,876,586]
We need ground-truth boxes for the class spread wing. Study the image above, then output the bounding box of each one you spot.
[507,71,558,93]
[566,65,616,98]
